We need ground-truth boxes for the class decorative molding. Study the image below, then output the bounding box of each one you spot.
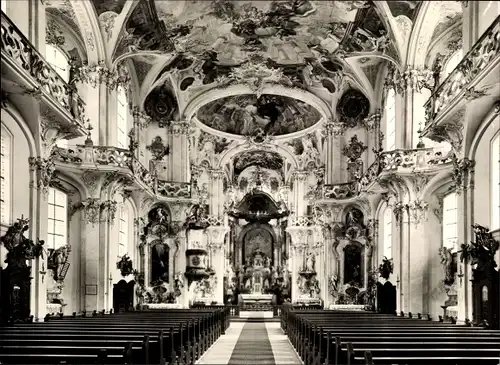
[28,156,56,194]
[407,199,429,226]
[1,13,87,123]
[452,157,475,193]
[46,19,66,47]
[323,120,347,136]
[71,198,101,225]
[342,135,368,162]
[74,61,131,90]
[361,113,381,132]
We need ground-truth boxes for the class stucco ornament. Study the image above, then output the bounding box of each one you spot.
[71,198,102,226]
[407,200,429,226]
[215,61,287,96]
[28,157,56,194]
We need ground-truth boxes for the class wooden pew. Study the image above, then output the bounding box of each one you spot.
[0,308,228,364]
[281,308,500,365]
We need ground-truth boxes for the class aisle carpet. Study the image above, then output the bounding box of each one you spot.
[227,322,276,365]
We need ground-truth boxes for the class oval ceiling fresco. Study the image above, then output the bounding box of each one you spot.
[196,94,322,136]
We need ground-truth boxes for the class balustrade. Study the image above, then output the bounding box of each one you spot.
[326,148,453,198]
[51,145,191,198]
[424,16,500,123]
[1,12,86,123]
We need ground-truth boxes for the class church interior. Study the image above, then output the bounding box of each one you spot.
[1,0,499,364]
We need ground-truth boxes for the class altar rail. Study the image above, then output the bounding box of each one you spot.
[191,304,286,317]
[424,15,500,124]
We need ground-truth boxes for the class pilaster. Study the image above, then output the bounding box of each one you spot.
[206,226,229,305]
[407,209,430,314]
[286,226,308,303]
[323,120,346,184]
[169,121,190,182]
[29,159,49,321]
[291,170,308,216]
[131,107,152,167]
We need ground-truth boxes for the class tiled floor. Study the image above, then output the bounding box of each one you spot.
[197,321,302,365]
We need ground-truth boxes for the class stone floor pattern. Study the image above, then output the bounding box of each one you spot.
[197,322,303,365]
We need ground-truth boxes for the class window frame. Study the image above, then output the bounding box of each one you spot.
[116,86,128,149]
[383,207,393,259]
[384,88,396,151]
[47,187,68,250]
[118,204,129,258]
[492,133,500,230]
[442,192,458,252]
[0,124,12,225]
[45,44,70,83]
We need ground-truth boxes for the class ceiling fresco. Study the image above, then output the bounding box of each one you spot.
[152,0,357,64]
[196,94,321,136]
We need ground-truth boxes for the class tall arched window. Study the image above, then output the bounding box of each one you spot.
[384,88,396,150]
[443,50,463,80]
[46,44,69,82]
[492,133,500,230]
[383,207,393,259]
[116,86,128,149]
[118,204,129,257]
[47,188,68,249]
[0,124,12,225]
[442,192,458,252]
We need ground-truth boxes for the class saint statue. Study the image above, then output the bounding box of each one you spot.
[305,252,315,272]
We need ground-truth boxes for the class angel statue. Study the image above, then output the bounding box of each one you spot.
[438,247,456,286]
[329,273,339,296]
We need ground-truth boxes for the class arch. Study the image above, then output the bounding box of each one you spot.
[406,2,462,68]
[341,203,370,224]
[235,190,280,214]
[468,103,500,161]
[421,170,454,202]
[54,170,90,199]
[405,1,432,67]
[71,1,107,64]
[218,142,298,171]
[1,103,37,158]
[45,13,88,64]
[236,222,278,265]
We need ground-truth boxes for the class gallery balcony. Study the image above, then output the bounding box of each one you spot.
[423,15,500,129]
[51,145,191,199]
[322,148,454,200]
[1,11,87,137]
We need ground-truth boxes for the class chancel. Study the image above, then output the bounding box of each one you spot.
[0,0,499,364]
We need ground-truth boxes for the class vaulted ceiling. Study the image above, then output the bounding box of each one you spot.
[44,1,465,140]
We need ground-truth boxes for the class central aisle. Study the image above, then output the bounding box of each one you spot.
[228,322,275,364]
[197,321,302,365]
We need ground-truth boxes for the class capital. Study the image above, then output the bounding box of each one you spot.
[323,120,347,136]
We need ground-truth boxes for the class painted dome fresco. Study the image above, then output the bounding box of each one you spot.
[196,94,322,136]
[151,0,358,64]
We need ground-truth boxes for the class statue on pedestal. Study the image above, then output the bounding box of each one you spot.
[305,252,316,272]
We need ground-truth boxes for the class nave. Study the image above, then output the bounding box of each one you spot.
[1,307,500,365]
